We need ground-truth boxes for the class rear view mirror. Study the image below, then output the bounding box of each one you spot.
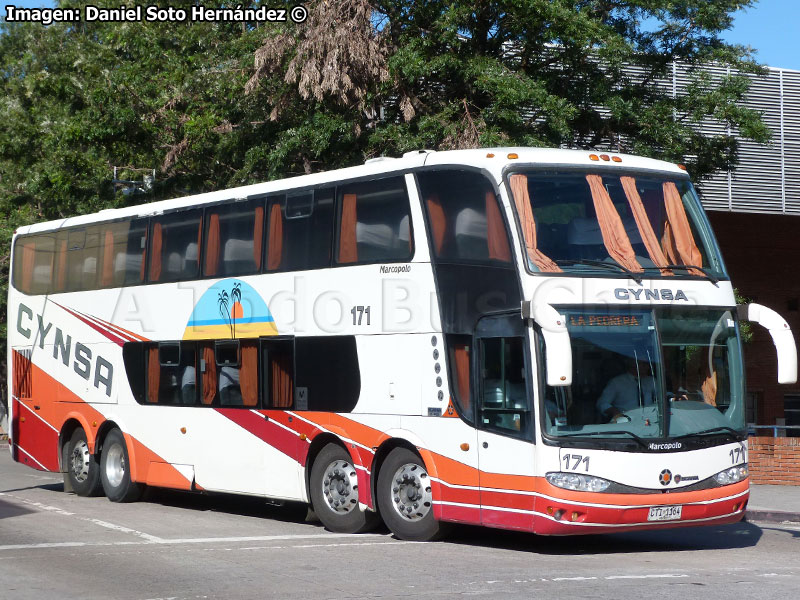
[522,300,572,386]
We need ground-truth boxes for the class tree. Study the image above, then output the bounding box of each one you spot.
[0,0,769,403]
[247,0,767,174]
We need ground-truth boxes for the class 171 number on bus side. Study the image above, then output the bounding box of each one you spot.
[563,454,590,472]
[351,305,371,326]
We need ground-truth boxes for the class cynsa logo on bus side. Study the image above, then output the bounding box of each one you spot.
[15,303,113,397]
[614,288,689,302]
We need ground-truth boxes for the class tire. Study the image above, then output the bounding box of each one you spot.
[309,444,379,534]
[100,429,144,503]
[64,428,102,497]
[376,447,450,541]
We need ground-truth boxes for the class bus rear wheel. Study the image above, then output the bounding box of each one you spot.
[65,428,102,497]
[310,444,378,534]
[100,429,144,503]
[377,448,449,541]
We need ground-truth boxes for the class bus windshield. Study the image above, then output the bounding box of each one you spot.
[542,307,745,442]
[507,170,726,279]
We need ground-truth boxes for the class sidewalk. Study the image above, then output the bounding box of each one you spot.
[746,484,800,524]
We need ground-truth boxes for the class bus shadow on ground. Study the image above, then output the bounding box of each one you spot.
[442,520,767,554]
[0,497,37,520]
[142,486,319,524]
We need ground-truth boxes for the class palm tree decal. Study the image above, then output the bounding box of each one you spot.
[231,282,242,338]
[217,289,231,337]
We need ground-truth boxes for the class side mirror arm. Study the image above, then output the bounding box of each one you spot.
[737,303,797,384]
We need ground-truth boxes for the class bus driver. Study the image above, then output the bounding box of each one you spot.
[597,356,657,423]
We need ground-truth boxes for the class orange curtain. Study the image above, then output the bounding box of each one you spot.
[202,345,217,405]
[240,342,258,407]
[21,242,35,292]
[585,174,643,273]
[484,190,511,262]
[426,194,447,256]
[454,343,471,413]
[508,174,561,272]
[147,347,160,403]
[620,176,671,274]
[56,239,67,291]
[138,229,148,283]
[271,354,294,408]
[267,202,283,270]
[253,205,264,270]
[149,222,163,281]
[205,213,220,276]
[701,371,718,407]
[662,182,703,274]
[101,229,115,287]
[338,193,358,263]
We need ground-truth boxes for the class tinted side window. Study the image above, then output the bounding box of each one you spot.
[103,219,148,287]
[295,336,360,412]
[266,188,333,272]
[149,210,202,283]
[146,342,197,405]
[479,336,530,435]
[204,199,265,278]
[13,234,56,295]
[336,176,413,264]
[57,226,103,292]
[417,170,511,264]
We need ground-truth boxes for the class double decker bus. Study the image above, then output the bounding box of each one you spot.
[7,148,796,540]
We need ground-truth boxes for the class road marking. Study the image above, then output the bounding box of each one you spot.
[0,533,388,552]
[0,492,75,516]
[85,518,163,542]
[605,574,690,580]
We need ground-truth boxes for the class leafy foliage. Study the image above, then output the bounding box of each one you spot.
[0,0,768,402]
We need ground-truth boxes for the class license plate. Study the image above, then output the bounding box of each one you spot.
[647,505,682,521]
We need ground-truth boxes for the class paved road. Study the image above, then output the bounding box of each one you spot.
[1,448,798,600]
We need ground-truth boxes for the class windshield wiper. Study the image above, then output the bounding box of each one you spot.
[557,429,648,448]
[555,259,643,285]
[661,264,719,285]
[674,426,742,440]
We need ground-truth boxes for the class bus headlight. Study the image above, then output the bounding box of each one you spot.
[546,472,612,492]
[713,464,748,486]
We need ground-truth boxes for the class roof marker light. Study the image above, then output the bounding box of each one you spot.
[678,164,687,171]
[507,153,519,159]
[612,156,622,163]
[599,154,610,161]
[589,154,600,161]
[486,152,495,158]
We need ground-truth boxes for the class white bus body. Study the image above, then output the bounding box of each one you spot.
[7,148,795,539]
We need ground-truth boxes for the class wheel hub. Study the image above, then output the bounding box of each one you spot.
[390,463,432,522]
[105,444,125,488]
[70,440,90,483]
[321,460,359,514]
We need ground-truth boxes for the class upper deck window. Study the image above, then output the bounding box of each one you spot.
[148,210,202,283]
[266,188,334,272]
[417,170,511,264]
[336,176,413,264]
[204,199,264,278]
[508,171,725,279]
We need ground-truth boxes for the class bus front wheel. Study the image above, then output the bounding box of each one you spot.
[310,444,378,534]
[377,448,449,541]
[65,428,102,497]
[100,429,144,503]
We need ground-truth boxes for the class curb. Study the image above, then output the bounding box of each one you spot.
[745,509,800,525]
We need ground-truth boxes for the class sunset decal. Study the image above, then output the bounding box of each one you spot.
[183,279,278,340]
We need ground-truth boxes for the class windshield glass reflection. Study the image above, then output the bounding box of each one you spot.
[542,308,744,442]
